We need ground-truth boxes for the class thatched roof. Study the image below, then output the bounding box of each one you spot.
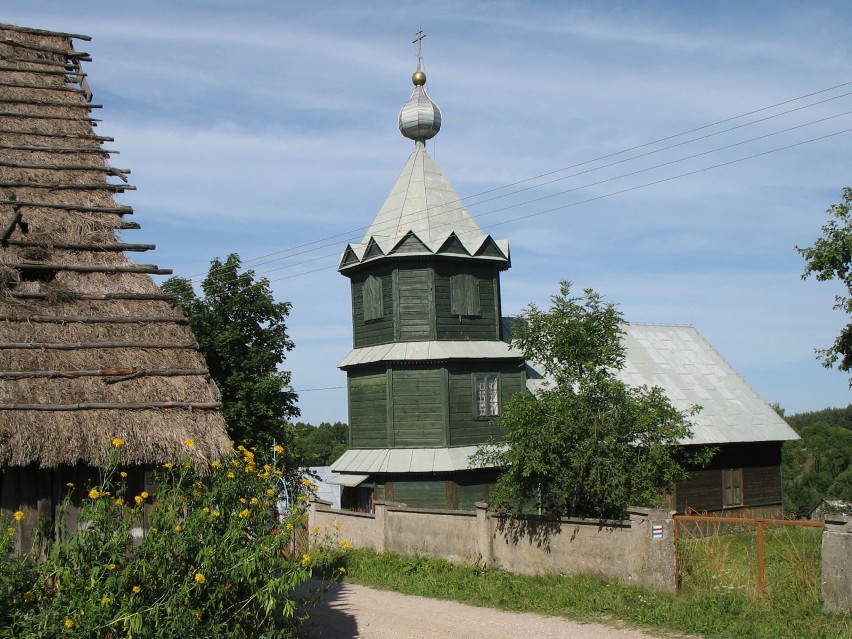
[0,23,232,469]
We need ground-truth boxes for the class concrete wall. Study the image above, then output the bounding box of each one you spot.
[310,500,677,592]
[822,515,852,613]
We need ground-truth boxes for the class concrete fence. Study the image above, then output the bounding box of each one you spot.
[310,499,677,592]
[311,500,852,612]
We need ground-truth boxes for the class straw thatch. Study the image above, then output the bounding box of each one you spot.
[0,23,232,471]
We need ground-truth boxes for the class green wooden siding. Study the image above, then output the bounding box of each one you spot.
[447,363,525,446]
[397,268,433,341]
[454,471,497,511]
[387,479,449,509]
[434,263,499,341]
[391,369,445,446]
[348,371,388,448]
[352,272,394,348]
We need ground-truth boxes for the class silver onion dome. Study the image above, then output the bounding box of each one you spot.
[398,69,442,141]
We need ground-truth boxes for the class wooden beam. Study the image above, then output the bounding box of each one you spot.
[10,291,175,302]
[0,24,92,42]
[0,161,128,177]
[0,129,113,142]
[0,200,132,215]
[0,182,135,193]
[0,401,221,411]
[0,112,100,123]
[0,66,86,76]
[0,368,208,380]
[8,262,170,275]
[0,98,102,109]
[0,341,196,350]
[0,314,186,324]
[0,144,118,155]
[0,80,83,93]
[0,37,91,58]
[6,239,152,252]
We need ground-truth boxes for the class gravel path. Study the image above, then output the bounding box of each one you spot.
[301,582,666,639]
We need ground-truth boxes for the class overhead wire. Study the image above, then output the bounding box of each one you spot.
[176,81,852,283]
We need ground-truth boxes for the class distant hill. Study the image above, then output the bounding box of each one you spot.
[783,405,852,517]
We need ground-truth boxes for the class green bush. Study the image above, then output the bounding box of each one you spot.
[0,442,346,638]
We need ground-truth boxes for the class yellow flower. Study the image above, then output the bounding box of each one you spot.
[312,526,320,535]
[111,438,124,448]
[194,573,206,584]
[273,444,284,454]
[311,485,318,493]
[211,460,221,469]
[285,523,294,531]
[202,507,210,513]
[250,497,259,505]
[134,495,143,506]
[140,491,149,500]
[120,471,128,478]
[274,469,283,477]
[163,462,174,469]
[339,539,350,550]
[107,564,116,571]
[13,511,24,522]
[64,619,74,629]
[338,566,347,574]
[184,438,195,448]
[298,495,307,503]
[212,510,221,518]
[66,482,74,488]
[114,498,124,506]
[192,609,202,618]
[266,488,275,496]
[131,585,141,594]
[173,525,182,532]
[6,527,14,535]
[88,488,100,500]
[227,471,236,479]
[238,508,250,518]
[100,597,111,605]
[300,478,311,486]
[239,497,247,504]
[301,553,311,566]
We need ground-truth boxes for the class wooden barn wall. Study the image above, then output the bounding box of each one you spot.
[351,269,395,348]
[674,442,784,514]
[396,268,433,341]
[433,263,500,341]
[378,471,497,511]
[391,369,444,446]
[348,370,388,448]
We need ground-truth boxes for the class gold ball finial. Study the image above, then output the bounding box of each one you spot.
[412,70,426,86]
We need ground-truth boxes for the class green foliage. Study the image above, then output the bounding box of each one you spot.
[345,548,851,639]
[162,254,299,449]
[473,281,708,519]
[785,405,852,432]
[782,413,852,517]
[0,445,347,638]
[797,187,852,379]
[290,422,348,467]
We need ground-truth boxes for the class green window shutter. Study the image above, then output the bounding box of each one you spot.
[450,274,480,317]
[363,275,383,321]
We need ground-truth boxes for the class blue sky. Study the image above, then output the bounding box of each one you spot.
[6,1,852,423]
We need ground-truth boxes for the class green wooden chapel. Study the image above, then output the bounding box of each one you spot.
[330,58,525,510]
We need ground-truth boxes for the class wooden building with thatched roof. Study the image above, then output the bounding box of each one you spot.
[0,23,231,548]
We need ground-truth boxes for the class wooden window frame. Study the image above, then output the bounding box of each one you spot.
[473,373,500,420]
[722,468,744,508]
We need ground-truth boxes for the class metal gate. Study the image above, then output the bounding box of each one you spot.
[674,514,824,601]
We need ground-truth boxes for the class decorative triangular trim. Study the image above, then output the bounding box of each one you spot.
[473,236,508,259]
[390,231,432,255]
[339,246,360,269]
[364,237,385,260]
[436,232,471,256]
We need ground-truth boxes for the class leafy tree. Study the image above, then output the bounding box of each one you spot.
[797,187,852,380]
[473,281,709,520]
[291,421,349,467]
[162,254,299,449]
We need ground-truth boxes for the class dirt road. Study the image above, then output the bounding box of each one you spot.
[302,582,664,639]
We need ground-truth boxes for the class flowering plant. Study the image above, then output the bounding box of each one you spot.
[0,443,346,638]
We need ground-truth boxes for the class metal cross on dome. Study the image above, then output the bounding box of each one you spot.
[412,27,425,69]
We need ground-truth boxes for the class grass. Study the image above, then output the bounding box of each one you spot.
[342,548,851,639]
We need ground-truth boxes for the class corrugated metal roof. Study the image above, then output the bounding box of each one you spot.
[339,340,523,368]
[529,324,798,445]
[330,445,491,474]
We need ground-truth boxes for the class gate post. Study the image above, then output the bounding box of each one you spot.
[822,514,852,613]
